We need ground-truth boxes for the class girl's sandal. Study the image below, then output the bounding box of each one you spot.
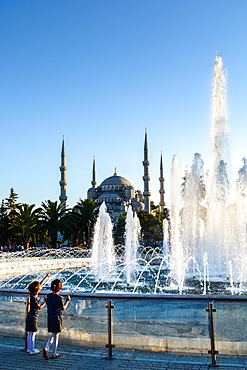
[43,348,49,360]
[51,353,60,359]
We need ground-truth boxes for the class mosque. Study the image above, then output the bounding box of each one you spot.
[59,131,166,224]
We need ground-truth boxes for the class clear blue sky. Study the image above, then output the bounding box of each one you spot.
[1,0,247,208]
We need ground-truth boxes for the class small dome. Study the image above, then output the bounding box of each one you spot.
[100,175,132,187]
[87,187,96,192]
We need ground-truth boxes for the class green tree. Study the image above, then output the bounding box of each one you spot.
[0,199,10,246]
[39,200,73,248]
[137,210,164,245]
[114,212,126,245]
[9,203,41,249]
[5,188,19,212]
[73,199,98,247]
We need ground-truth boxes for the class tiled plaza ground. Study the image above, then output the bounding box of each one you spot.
[0,336,246,370]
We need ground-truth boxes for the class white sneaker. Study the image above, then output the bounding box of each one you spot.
[29,349,40,355]
[27,348,38,353]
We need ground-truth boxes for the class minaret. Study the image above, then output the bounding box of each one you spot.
[91,156,97,188]
[142,128,151,212]
[59,136,68,207]
[159,152,166,210]
[87,157,97,200]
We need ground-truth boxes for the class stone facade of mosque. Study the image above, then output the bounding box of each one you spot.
[87,170,144,224]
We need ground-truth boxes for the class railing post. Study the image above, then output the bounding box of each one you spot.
[206,302,218,366]
[105,300,115,359]
[24,296,30,351]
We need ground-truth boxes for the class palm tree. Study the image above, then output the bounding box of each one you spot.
[73,199,98,247]
[40,200,73,248]
[9,203,41,249]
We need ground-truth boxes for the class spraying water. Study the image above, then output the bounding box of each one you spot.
[91,202,115,278]
[169,56,247,291]
[163,218,169,256]
[124,205,141,285]
[169,154,185,292]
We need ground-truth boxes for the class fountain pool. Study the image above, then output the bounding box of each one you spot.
[1,56,247,295]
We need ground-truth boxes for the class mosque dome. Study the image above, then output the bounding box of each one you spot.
[100,175,131,187]
[86,152,149,222]
[100,168,132,187]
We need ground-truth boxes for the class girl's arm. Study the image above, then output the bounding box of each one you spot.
[37,300,46,310]
[39,273,51,287]
[62,295,71,310]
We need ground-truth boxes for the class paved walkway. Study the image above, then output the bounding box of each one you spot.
[0,336,247,370]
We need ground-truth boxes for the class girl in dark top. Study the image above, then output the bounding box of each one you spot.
[43,279,70,360]
[26,273,50,355]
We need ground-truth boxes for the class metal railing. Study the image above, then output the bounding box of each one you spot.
[1,289,247,365]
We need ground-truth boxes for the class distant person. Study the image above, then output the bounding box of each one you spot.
[26,273,50,355]
[43,279,71,360]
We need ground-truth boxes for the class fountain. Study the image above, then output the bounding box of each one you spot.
[168,56,247,294]
[91,202,115,278]
[0,56,247,295]
[124,205,141,285]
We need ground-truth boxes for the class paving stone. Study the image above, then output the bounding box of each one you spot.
[0,335,247,369]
